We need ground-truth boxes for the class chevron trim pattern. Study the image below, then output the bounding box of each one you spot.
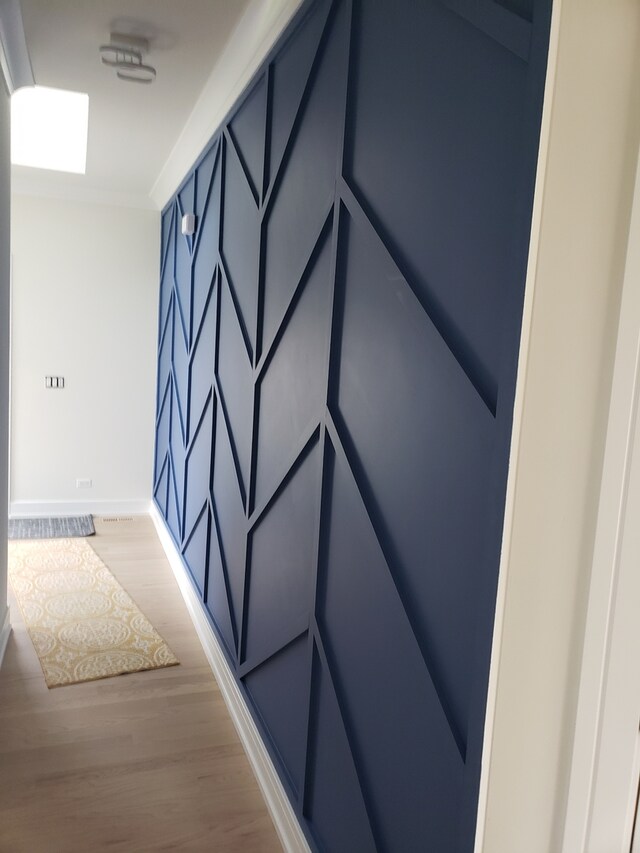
[153,0,551,849]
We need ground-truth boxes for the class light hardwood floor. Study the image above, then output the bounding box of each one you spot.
[0,516,283,853]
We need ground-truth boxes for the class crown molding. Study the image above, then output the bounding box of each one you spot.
[0,0,34,94]
[11,169,159,211]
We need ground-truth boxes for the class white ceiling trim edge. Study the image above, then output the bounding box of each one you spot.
[0,0,33,93]
[150,0,304,210]
[12,171,159,211]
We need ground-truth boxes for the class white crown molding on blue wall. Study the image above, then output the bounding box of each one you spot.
[149,503,311,853]
[11,173,160,211]
[150,0,304,210]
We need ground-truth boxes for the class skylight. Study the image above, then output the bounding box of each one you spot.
[11,86,89,174]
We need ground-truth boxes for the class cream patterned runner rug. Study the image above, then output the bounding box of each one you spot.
[8,537,179,688]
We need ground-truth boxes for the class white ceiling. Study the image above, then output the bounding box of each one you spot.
[13,0,252,206]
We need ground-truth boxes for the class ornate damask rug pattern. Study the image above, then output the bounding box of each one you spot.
[8,537,179,687]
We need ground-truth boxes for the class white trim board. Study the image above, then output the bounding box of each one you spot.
[472,0,562,846]
[9,500,152,518]
[11,178,159,212]
[149,503,311,853]
[561,140,640,853]
[0,605,11,670]
[474,1,640,850]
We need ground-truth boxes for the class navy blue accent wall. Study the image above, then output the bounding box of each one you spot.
[154,1,551,849]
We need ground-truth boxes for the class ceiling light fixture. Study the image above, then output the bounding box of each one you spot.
[99,33,156,84]
[11,85,89,173]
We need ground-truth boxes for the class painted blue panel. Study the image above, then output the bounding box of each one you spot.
[217,279,253,501]
[319,443,467,851]
[211,397,247,642]
[267,0,332,190]
[183,505,209,597]
[229,76,266,201]
[165,458,181,545]
[334,211,495,741]
[305,646,377,851]
[221,139,260,355]
[346,0,528,409]
[188,280,217,447]
[192,144,221,333]
[195,141,219,225]
[206,511,237,657]
[496,0,533,20]
[255,224,331,507]
[174,209,192,350]
[244,443,319,664]
[158,209,175,342]
[156,303,173,404]
[262,0,348,351]
[178,173,196,229]
[172,273,190,446]
[154,452,169,518]
[160,205,173,261]
[168,381,186,546]
[244,633,309,796]
[154,377,171,489]
[183,393,213,541]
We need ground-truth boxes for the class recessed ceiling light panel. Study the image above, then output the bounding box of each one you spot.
[11,86,89,174]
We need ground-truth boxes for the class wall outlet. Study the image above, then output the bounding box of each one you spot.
[45,376,65,389]
[76,478,92,489]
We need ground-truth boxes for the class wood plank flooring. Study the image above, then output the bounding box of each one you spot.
[0,516,283,853]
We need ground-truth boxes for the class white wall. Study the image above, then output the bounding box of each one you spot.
[10,195,160,516]
[0,75,11,663]
[477,1,640,851]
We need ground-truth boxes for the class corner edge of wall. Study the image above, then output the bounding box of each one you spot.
[472,0,563,848]
[149,502,311,853]
[0,605,11,670]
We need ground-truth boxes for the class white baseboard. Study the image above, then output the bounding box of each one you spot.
[0,606,11,670]
[10,499,152,518]
[149,503,310,853]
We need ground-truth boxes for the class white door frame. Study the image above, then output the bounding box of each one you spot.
[562,142,640,853]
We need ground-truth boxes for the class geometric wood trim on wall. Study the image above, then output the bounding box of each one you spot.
[153,0,552,849]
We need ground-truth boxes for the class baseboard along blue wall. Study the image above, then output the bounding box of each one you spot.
[153,1,551,849]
